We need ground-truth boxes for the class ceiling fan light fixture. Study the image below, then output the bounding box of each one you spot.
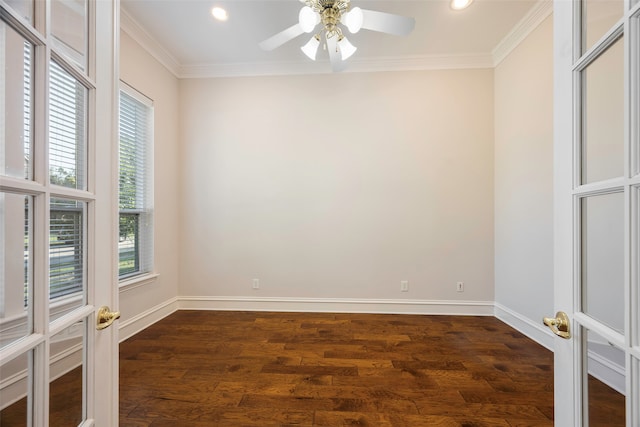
[211,6,228,21]
[301,35,321,60]
[341,7,363,33]
[260,0,415,71]
[450,0,473,11]
[299,6,320,32]
[338,36,357,60]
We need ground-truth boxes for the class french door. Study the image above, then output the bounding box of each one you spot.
[0,0,118,425]
[553,0,640,424]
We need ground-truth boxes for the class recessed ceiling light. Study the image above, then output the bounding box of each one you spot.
[451,0,473,10]
[211,6,228,21]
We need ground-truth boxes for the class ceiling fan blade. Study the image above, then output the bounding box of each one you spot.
[259,23,305,51]
[327,36,347,73]
[360,9,415,36]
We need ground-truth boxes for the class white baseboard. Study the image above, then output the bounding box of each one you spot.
[178,296,495,316]
[494,303,554,351]
[588,344,625,394]
[118,297,179,342]
[1,371,27,410]
[1,344,83,410]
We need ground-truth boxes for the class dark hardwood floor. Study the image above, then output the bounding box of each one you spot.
[1,310,627,426]
[120,311,557,426]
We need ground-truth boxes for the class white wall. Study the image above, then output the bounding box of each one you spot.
[118,31,180,336]
[178,70,495,311]
[494,16,554,342]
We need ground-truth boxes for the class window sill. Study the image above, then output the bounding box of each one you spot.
[119,272,159,293]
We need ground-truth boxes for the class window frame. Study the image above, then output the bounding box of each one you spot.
[117,81,154,282]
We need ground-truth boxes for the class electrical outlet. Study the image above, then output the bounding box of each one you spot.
[400,281,409,292]
[456,281,464,292]
[252,279,260,290]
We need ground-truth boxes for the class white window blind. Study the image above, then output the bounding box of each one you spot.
[49,198,84,299]
[23,41,32,179]
[118,86,153,278]
[49,60,86,189]
[48,61,87,300]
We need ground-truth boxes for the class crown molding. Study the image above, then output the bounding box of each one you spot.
[348,53,495,73]
[178,60,330,79]
[491,0,553,67]
[178,53,494,79]
[122,0,550,79]
[120,8,181,78]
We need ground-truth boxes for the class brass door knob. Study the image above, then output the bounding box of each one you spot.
[96,306,121,330]
[543,311,571,339]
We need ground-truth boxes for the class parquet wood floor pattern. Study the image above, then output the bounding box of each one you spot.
[119,311,557,427]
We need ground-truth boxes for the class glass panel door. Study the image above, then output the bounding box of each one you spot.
[0,0,117,425]
[553,0,640,425]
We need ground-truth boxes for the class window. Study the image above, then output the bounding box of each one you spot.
[118,84,153,279]
[49,60,86,189]
[49,198,85,299]
[3,20,89,308]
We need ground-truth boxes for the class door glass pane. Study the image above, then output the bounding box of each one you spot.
[581,192,625,332]
[0,193,32,349]
[581,37,624,184]
[50,198,85,319]
[50,319,85,425]
[0,351,32,425]
[49,60,86,190]
[582,0,624,53]
[1,20,33,180]
[51,0,87,70]
[582,328,626,426]
[4,1,33,24]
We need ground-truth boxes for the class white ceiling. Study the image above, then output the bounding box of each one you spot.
[120,0,549,77]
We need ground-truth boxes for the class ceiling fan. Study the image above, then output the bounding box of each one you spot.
[259,0,416,72]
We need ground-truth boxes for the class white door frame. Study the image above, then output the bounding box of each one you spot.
[91,0,119,424]
[553,1,577,425]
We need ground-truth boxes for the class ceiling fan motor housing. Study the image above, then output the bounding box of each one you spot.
[315,0,350,11]
[321,8,340,32]
[303,0,350,37]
